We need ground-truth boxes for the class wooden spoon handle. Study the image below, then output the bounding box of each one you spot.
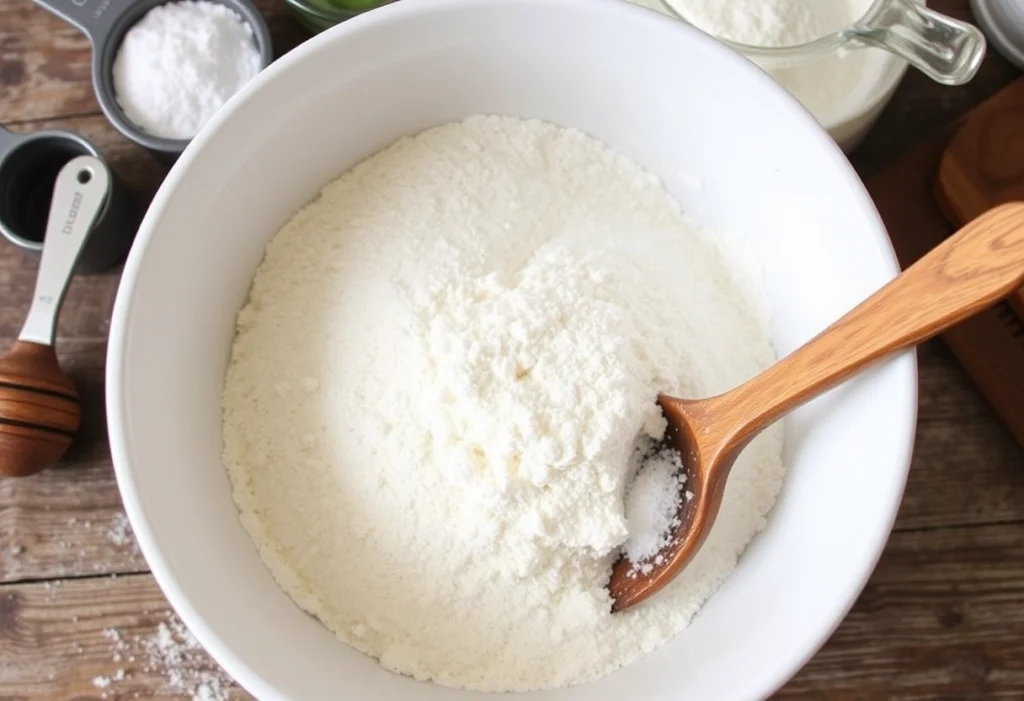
[714,202,1024,442]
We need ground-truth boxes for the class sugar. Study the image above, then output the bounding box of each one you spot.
[112,0,262,140]
[623,439,687,567]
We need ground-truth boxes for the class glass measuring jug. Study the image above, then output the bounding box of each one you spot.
[651,0,986,86]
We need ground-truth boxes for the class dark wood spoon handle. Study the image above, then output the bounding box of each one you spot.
[0,341,80,477]
[709,202,1024,448]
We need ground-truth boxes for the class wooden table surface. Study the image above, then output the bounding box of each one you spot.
[1,1,1023,699]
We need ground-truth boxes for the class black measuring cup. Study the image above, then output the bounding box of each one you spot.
[0,125,138,273]
[32,0,273,163]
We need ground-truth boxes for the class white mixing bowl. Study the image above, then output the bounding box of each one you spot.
[106,0,917,699]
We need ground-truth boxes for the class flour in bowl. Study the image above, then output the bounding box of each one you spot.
[222,115,785,692]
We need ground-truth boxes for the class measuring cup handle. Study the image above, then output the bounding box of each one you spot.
[853,0,986,86]
[29,0,123,48]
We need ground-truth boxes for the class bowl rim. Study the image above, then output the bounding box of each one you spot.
[106,0,918,699]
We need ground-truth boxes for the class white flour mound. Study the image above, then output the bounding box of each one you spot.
[222,115,785,692]
[652,0,866,47]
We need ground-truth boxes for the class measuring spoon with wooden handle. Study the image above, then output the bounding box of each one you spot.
[0,155,110,477]
[609,201,1024,612]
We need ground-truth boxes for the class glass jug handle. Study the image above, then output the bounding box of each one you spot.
[851,0,986,85]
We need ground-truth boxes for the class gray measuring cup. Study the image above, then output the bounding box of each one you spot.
[0,125,138,273]
[31,0,273,163]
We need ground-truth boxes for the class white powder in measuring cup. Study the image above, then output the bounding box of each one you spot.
[654,0,861,47]
[222,116,785,692]
[632,0,897,150]
[112,0,262,140]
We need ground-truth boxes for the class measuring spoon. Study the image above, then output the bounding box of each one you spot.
[0,155,110,477]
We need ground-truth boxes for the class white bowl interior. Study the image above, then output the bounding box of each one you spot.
[108,1,916,700]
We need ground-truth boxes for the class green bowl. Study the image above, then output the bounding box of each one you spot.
[283,0,395,33]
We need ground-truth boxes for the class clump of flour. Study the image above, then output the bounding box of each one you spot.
[222,115,785,692]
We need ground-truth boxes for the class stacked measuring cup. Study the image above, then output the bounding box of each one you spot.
[33,0,273,162]
[1,0,276,275]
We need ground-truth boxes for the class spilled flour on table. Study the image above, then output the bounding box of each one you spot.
[98,613,232,700]
[105,513,137,548]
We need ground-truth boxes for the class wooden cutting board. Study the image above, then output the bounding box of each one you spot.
[936,79,1024,319]
[866,77,1024,449]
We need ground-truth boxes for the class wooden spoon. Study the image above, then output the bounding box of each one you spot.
[608,201,1024,613]
[0,155,110,477]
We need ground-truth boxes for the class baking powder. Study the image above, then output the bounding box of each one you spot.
[112,0,261,140]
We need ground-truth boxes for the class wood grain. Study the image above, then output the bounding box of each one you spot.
[902,412,1024,530]
[0,468,145,584]
[937,79,1024,226]
[0,338,141,584]
[777,523,1024,700]
[936,77,1024,321]
[0,574,252,700]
